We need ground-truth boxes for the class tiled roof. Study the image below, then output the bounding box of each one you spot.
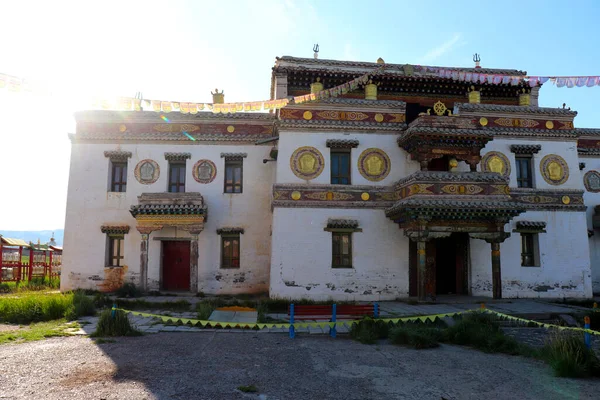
[100,225,131,235]
[74,110,277,123]
[104,151,132,161]
[326,219,360,229]
[579,149,600,156]
[70,132,273,143]
[130,204,206,217]
[279,119,404,131]
[576,128,600,137]
[456,103,578,116]
[404,127,492,136]
[326,139,359,148]
[510,144,542,154]
[481,127,580,138]
[304,97,406,108]
[275,56,527,75]
[220,153,248,160]
[515,221,546,229]
[386,198,524,219]
[0,237,30,247]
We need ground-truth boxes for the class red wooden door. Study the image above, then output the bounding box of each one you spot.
[162,241,191,291]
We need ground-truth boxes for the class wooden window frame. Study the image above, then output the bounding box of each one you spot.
[224,160,243,194]
[330,149,351,185]
[168,162,186,193]
[520,233,539,267]
[107,235,124,267]
[110,161,127,193]
[515,155,533,188]
[220,234,240,269]
[331,231,353,268]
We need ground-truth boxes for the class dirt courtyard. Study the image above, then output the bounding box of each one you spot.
[0,332,599,400]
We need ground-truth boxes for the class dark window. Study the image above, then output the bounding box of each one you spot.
[331,151,351,184]
[516,156,533,188]
[169,162,186,193]
[108,236,124,267]
[332,232,352,268]
[224,161,243,193]
[521,233,536,266]
[110,162,127,192]
[221,235,240,268]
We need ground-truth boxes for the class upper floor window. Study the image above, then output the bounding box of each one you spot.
[104,151,132,193]
[515,156,533,188]
[331,150,351,184]
[111,162,127,192]
[224,160,243,193]
[169,162,186,193]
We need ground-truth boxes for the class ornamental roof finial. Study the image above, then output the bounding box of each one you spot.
[313,44,319,60]
[377,57,385,64]
[473,53,481,69]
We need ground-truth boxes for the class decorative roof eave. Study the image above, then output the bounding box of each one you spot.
[385,198,525,221]
[514,221,547,233]
[456,103,578,117]
[220,152,248,161]
[326,139,359,149]
[576,128,600,138]
[284,99,406,113]
[279,120,405,132]
[164,152,191,161]
[401,127,493,138]
[481,127,580,139]
[393,171,509,188]
[578,149,600,156]
[216,227,245,235]
[74,110,277,124]
[100,225,131,235]
[69,132,274,143]
[324,219,362,232]
[130,204,206,217]
[274,56,527,76]
[104,151,132,161]
[510,144,542,154]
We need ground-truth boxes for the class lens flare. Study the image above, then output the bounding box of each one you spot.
[160,115,169,122]
[182,131,196,141]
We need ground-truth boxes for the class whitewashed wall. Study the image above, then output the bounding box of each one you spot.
[270,207,408,301]
[275,130,418,185]
[479,138,581,189]
[580,155,600,294]
[470,211,592,298]
[61,142,274,294]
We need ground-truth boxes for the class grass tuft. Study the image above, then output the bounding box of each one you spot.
[115,282,142,298]
[237,385,258,393]
[350,317,390,344]
[542,333,600,378]
[389,324,443,349]
[0,319,79,345]
[0,291,95,324]
[91,309,142,337]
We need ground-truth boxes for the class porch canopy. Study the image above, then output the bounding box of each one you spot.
[386,171,525,300]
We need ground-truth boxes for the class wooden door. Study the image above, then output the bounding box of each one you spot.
[162,241,191,291]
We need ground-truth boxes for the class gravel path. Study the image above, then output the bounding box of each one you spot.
[1,333,599,400]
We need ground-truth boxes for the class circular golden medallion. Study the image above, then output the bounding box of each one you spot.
[540,154,569,185]
[119,124,127,132]
[358,148,391,182]
[562,195,571,205]
[227,125,235,133]
[303,111,313,120]
[291,191,301,200]
[479,117,488,126]
[290,146,324,180]
[546,121,554,129]
[481,151,510,177]
[374,113,384,123]
[361,192,370,201]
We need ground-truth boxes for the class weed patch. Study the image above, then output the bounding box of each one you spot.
[237,385,258,393]
[389,324,443,349]
[0,319,78,345]
[350,317,390,344]
[542,333,600,378]
[91,309,142,337]
[115,283,142,298]
[0,292,94,324]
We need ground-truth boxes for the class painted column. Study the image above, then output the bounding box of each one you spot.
[417,240,427,301]
[491,242,502,299]
[190,234,199,293]
[140,233,149,291]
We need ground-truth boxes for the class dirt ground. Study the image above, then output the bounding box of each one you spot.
[0,333,599,400]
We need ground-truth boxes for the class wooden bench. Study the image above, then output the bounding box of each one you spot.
[288,303,379,338]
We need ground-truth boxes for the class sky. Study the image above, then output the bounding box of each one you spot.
[1,0,599,230]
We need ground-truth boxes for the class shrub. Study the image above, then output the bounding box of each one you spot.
[389,324,442,349]
[64,291,96,320]
[350,317,390,344]
[91,309,142,337]
[542,333,600,378]
[115,282,142,298]
[0,293,74,324]
[197,302,217,320]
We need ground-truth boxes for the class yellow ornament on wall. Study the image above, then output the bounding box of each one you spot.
[361,192,370,201]
[303,111,313,120]
[291,191,301,200]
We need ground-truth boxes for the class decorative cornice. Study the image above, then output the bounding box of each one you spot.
[279,120,404,132]
[130,204,206,217]
[220,152,247,161]
[510,144,541,154]
[75,110,276,123]
[216,227,245,235]
[578,148,600,156]
[309,98,406,108]
[104,151,132,161]
[514,221,547,233]
[393,171,508,187]
[164,152,191,161]
[326,139,359,149]
[70,132,274,143]
[456,103,578,116]
[576,128,600,137]
[100,225,130,235]
[324,219,362,232]
[481,127,580,139]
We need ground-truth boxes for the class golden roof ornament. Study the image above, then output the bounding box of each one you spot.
[211,89,224,104]
[376,57,385,64]
[365,79,378,100]
[311,77,324,94]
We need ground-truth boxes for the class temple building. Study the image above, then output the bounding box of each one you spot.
[61,55,600,300]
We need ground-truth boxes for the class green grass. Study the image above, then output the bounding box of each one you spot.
[389,324,444,349]
[91,309,142,337]
[0,277,60,293]
[237,385,258,393]
[542,333,600,378]
[0,319,79,345]
[0,291,96,324]
[349,317,391,344]
[116,299,191,312]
